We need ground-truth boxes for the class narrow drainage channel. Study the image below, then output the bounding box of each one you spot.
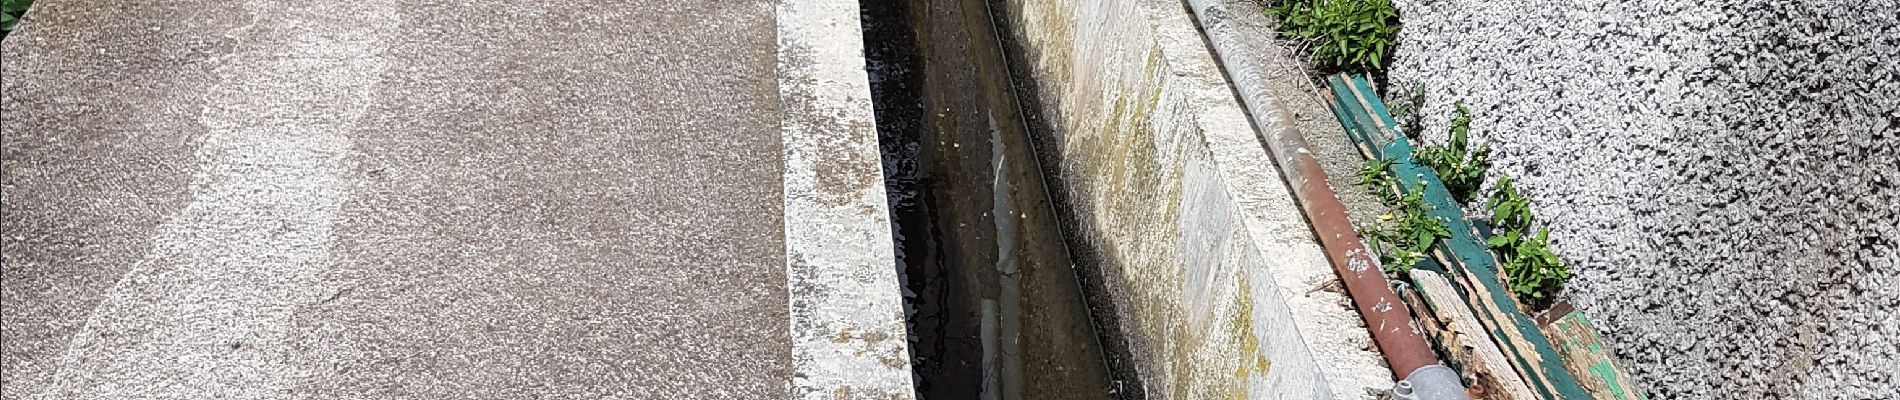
[860,0,1118,399]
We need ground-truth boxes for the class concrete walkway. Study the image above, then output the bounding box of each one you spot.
[1,0,910,398]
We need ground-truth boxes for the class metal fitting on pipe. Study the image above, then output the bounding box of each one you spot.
[1392,364,1470,400]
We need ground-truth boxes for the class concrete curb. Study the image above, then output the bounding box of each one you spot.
[1134,0,1396,396]
[775,0,919,399]
[1180,0,1445,386]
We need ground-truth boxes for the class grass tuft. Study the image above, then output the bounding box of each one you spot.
[1265,0,1401,72]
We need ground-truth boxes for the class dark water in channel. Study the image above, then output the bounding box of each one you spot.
[859,0,1118,399]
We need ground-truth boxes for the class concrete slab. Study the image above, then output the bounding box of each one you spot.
[1,0,912,398]
[777,0,917,398]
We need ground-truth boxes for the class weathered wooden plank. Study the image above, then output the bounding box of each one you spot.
[1537,304,1649,400]
[1408,270,1540,400]
[1325,78,1383,161]
[1325,73,1595,400]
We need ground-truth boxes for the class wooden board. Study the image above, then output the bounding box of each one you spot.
[1409,270,1540,400]
[1325,73,1594,400]
[1537,304,1648,400]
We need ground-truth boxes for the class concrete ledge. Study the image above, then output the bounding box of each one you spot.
[994,0,1390,398]
[776,0,918,398]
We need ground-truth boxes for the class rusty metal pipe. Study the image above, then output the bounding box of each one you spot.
[1180,0,1449,385]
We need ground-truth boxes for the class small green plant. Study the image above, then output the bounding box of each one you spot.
[1484,174,1570,304]
[1486,174,1533,232]
[1,0,32,38]
[1357,157,1399,204]
[1364,182,1448,274]
[1265,0,1401,72]
[1414,101,1489,203]
[1358,158,1447,274]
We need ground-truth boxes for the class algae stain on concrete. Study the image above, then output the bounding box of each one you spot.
[1168,273,1274,400]
[1220,276,1276,400]
[1231,277,1272,381]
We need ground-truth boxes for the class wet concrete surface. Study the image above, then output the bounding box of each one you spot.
[861,0,1117,398]
[2,0,791,398]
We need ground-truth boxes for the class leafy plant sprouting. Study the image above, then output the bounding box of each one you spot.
[1265,0,1401,72]
[1485,174,1571,304]
[1365,182,1448,274]
[1358,157,1447,274]
[1357,157,1399,204]
[1487,174,1533,232]
[1414,101,1490,203]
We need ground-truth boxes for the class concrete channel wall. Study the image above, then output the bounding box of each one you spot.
[993,0,1390,398]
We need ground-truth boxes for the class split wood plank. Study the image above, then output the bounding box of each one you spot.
[1536,303,1648,400]
[1325,73,1593,399]
[1407,269,1540,400]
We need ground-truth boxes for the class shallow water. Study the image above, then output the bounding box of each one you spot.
[860,0,1117,398]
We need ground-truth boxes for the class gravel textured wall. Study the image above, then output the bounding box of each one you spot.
[1383,0,1900,398]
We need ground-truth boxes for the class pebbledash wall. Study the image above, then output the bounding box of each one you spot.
[991,0,1391,398]
[1385,0,1900,398]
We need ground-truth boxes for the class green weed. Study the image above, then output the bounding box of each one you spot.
[1487,174,1533,232]
[1357,157,1399,204]
[1265,0,1401,72]
[1485,174,1570,304]
[1414,101,1489,203]
[1358,159,1448,274]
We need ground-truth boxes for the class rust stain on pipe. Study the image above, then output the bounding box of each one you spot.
[1256,100,1439,380]
[1287,144,1439,378]
[1177,0,1441,379]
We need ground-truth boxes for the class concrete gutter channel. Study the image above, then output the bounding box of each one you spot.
[0,0,1612,398]
[857,0,1117,398]
[863,0,1400,397]
[971,0,1401,398]
[893,0,1599,399]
